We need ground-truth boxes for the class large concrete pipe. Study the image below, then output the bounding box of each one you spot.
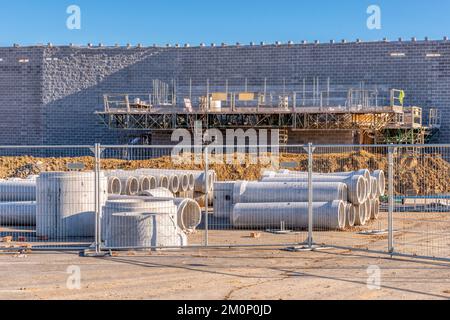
[369,198,380,220]
[120,176,140,195]
[158,175,170,189]
[108,176,122,195]
[0,179,36,202]
[36,172,108,239]
[0,201,36,226]
[102,198,187,248]
[187,173,195,191]
[168,174,180,193]
[178,174,190,192]
[369,177,378,199]
[353,204,365,226]
[345,203,356,228]
[233,181,348,204]
[261,175,366,205]
[232,200,346,230]
[138,175,157,192]
[173,198,202,232]
[372,170,386,196]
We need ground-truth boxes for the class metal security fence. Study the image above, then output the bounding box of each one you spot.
[0,143,449,261]
[392,145,450,259]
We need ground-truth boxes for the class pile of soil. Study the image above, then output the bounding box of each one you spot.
[0,150,449,195]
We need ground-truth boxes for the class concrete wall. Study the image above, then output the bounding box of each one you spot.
[0,40,449,145]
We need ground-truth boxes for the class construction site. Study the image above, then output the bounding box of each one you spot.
[0,37,450,301]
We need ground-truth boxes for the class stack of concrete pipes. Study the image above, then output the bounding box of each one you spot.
[214,169,385,231]
[0,170,202,246]
[104,169,217,207]
[0,176,37,226]
[259,169,385,228]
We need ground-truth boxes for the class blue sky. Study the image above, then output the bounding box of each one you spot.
[0,0,448,46]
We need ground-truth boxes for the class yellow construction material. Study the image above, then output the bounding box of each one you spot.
[211,92,228,101]
[238,92,255,101]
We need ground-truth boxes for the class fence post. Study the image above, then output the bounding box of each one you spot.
[388,146,395,254]
[94,143,101,254]
[307,143,314,248]
[204,145,209,247]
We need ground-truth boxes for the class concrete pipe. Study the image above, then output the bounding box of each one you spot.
[261,175,365,205]
[353,204,365,226]
[120,176,140,195]
[233,181,348,204]
[187,173,195,191]
[158,175,170,189]
[102,198,187,248]
[173,198,202,231]
[0,179,36,202]
[168,174,180,194]
[370,198,380,220]
[345,203,356,228]
[370,176,378,199]
[232,200,346,230]
[0,201,36,226]
[108,176,122,195]
[372,170,385,196]
[178,174,190,192]
[36,171,108,239]
[140,188,174,198]
[139,175,158,192]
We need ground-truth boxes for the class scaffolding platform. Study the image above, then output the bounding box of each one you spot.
[95,88,440,144]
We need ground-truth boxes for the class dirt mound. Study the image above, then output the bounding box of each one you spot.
[0,150,449,195]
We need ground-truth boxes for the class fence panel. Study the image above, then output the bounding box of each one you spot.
[0,146,97,250]
[204,145,309,247]
[309,145,389,253]
[98,145,207,250]
[392,145,450,259]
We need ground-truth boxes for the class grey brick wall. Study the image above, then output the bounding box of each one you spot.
[0,40,449,145]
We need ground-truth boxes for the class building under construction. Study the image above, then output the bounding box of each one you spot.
[0,38,448,145]
[96,80,441,145]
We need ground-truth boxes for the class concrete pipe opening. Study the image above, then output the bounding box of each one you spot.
[345,204,356,228]
[372,170,386,196]
[187,173,195,191]
[121,176,140,195]
[139,176,152,192]
[370,198,380,220]
[158,175,169,189]
[108,177,122,195]
[362,200,370,225]
[179,174,190,192]
[370,177,378,199]
[148,176,158,190]
[173,198,202,231]
[353,204,364,226]
[169,175,180,193]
